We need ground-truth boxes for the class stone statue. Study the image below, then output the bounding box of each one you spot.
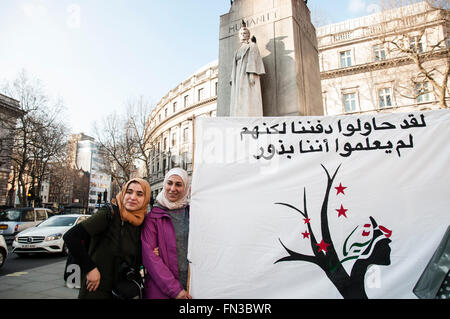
[229,21,265,117]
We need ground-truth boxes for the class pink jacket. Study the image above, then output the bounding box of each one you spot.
[141,206,184,299]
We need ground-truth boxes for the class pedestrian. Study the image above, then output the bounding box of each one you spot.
[63,178,150,299]
[141,168,192,299]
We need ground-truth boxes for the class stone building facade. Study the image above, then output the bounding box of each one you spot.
[0,93,23,206]
[148,61,218,199]
[317,1,449,115]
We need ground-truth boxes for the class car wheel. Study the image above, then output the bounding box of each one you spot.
[0,249,5,268]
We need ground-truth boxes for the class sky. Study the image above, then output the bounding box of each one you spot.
[0,0,381,136]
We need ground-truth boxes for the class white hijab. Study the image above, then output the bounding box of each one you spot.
[156,168,190,210]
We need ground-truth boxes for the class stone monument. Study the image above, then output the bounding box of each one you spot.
[218,0,324,117]
[229,21,266,117]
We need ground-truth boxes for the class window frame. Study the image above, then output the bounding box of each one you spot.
[171,132,177,147]
[198,87,205,102]
[342,92,358,113]
[409,35,424,53]
[339,50,353,68]
[373,44,386,62]
[183,127,189,143]
[378,87,393,108]
[415,81,432,103]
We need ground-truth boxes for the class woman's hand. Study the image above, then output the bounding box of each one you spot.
[86,267,101,292]
[153,247,159,256]
[175,289,192,299]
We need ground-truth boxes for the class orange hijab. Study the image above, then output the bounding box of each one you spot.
[112,178,150,226]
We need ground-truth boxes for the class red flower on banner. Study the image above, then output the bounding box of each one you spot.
[335,183,347,195]
[316,240,330,253]
[336,204,348,218]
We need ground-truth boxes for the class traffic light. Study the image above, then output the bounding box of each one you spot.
[103,190,108,202]
[97,193,102,204]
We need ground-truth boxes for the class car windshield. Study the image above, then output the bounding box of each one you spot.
[37,216,78,227]
[0,210,21,222]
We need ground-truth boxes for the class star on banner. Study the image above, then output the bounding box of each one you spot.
[301,231,310,239]
[303,218,311,224]
[316,240,330,254]
[336,204,348,218]
[335,183,347,195]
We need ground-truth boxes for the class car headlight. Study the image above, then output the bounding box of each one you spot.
[45,233,63,241]
[14,236,18,242]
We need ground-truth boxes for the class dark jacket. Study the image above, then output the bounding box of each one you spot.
[64,205,141,299]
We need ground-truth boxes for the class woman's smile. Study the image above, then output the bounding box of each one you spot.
[123,182,145,211]
[165,175,185,203]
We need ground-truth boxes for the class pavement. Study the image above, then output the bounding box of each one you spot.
[0,260,79,299]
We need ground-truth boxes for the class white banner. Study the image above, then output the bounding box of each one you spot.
[188,109,450,299]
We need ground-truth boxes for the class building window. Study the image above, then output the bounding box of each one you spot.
[158,114,161,123]
[183,127,189,143]
[198,88,205,101]
[343,93,357,112]
[409,36,424,53]
[415,81,432,103]
[163,137,167,151]
[184,95,190,107]
[378,88,393,108]
[340,50,352,68]
[171,132,177,147]
[215,82,218,96]
[373,45,386,61]
[164,108,168,118]
[173,102,177,113]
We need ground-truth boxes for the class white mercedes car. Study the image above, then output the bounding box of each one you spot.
[0,234,7,268]
[12,214,89,256]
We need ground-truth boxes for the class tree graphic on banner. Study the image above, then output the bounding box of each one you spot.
[275,164,392,299]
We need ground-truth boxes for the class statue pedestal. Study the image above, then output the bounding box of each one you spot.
[217,0,323,117]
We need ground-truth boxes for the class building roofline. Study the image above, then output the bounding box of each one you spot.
[151,60,219,117]
[0,93,23,116]
[317,1,432,36]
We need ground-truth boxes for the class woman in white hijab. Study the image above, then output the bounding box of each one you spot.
[155,168,189,210]
[141,168,192,299]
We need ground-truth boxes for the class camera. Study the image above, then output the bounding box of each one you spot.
[112,262,144,299]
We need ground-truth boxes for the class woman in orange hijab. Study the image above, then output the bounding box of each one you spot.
[64,178,150,299]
